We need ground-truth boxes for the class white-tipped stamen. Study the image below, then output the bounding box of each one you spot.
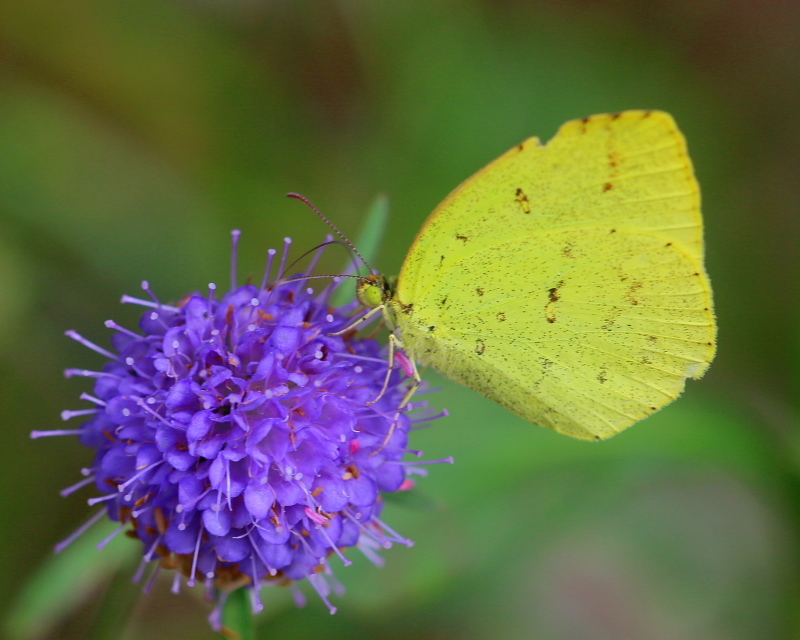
[411,409,450,426]
[64,368,119,379]
[119,294,180,312]
[143,534,164,562]
[30,428,86,438]
[371,515,414,547]
[208,592,228,632]
[140,280,162,307]
[357,535,386,566]
[104,319,141,339]
[261,248,277,291]
[79,392,107,406]
[391,456,455,466]
[60,408,99,421]
[97,523,127,550]
[171,570,182,594]
[290,583,307,608]
[54,509,106,553]
[342,511,392,549]
[308,573,337,615]
[247,532,277,578]
[230,229,242,290]
[143,564,161,594]
[117,460,164,492]
[249,556,265,613]
[313,520,352,567]
[59,475,96,497]
[186,527,204,587]
[131,556,149,584]
[64,330,119,361]
[278,237,292,280]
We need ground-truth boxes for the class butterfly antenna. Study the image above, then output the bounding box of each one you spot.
[286,192,375,274]
[275,239,339,282]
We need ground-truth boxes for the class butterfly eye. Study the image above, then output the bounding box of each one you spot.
[356,277,386,308]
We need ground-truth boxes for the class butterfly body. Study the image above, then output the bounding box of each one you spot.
[361,110,716,441]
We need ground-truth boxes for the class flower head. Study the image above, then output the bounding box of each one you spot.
[34,232,450,626]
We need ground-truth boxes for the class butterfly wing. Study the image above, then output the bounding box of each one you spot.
[394,110,715,440]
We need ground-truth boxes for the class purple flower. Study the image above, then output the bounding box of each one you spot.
[34,232,450,626]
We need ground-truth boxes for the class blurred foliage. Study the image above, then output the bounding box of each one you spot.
[1,1,799,639]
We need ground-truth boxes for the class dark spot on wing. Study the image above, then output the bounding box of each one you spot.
[641,356,651,365]
[514,187,531,214]
[439,255,445,267]
[665,242,672,247]
[611,112,621,120]
[428,326,436,332]
[625,282,643,306]
[603,182,613,192]
[441,296,448,306]
[597,369,607,384]
[517,142,524,151]
[562,242,574,258]
[647,335,658,344]
[610,228,617,234]
[456,234,468,244]
[476,287,484,297]
[497,312,506,322]
[475,339,485,355]
[601,307,622,331]
[642,111,652,118]
[545,282,563,323]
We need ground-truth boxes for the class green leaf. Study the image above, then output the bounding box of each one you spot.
[4,517,138,640]
[221,587,254,640]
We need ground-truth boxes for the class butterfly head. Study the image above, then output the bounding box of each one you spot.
[356,274,396,309]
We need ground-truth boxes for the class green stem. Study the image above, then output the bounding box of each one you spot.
[220,587,254,640]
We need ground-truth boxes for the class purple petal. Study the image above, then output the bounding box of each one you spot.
[244,482,276,519]
[203,506,232,537]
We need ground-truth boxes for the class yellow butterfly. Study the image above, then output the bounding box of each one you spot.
[358,110,716,441]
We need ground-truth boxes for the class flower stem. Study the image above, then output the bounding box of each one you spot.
[221,587,254,640]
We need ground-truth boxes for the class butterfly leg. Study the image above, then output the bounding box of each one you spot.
[371,336,422,453]
[397,351,421,409]
[366,331,401,406]
[328,304,384,337]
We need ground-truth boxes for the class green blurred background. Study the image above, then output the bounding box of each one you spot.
[1,1,799,639]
